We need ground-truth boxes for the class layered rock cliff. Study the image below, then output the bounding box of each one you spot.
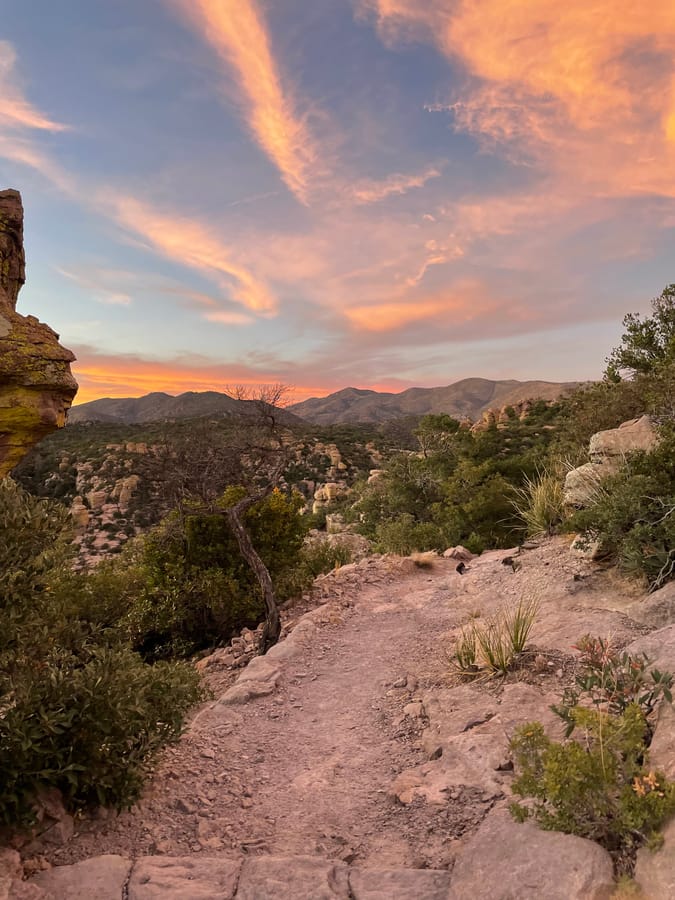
[0,189,77,476]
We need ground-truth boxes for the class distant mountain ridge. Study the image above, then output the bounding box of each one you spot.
[68,379,580,426]
[67,391,302,426]
[288,378,580,425]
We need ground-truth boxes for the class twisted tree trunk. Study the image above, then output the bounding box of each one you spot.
[226,493,281,653]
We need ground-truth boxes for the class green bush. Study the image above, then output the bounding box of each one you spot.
[510,707,675,853]
[510,635,675,859]
[567,429,675,590]
[0,478,202,826]
[298,541,354,579]
[116,486,308,659]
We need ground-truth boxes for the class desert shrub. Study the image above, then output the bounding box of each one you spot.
[510,707,675,854]
[568,429,675,590]
[298,541,353,578]
[510,636,675,861]
[374,514,452,555]
[553,636,673,736]
[0,478,202,826]
[0,647,201,823]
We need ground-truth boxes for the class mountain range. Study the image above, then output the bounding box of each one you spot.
[288,378,580,425]
[67,379,579,426]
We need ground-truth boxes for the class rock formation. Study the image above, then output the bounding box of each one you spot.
[0,189,77,476]
[564,415,659,507]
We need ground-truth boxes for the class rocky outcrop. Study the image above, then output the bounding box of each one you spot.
[0,189,77,476]
[564,415,659,507]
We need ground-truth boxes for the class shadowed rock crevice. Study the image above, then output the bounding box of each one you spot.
[0,189,77,476]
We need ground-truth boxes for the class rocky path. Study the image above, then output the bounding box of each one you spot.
[16,539,675,898]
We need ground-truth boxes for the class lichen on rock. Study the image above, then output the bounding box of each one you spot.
[0,189,77,476]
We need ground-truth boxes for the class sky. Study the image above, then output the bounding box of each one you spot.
[1,0,674,405]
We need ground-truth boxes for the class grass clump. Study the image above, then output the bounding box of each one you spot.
[452,596,538,678]
[511,469,566,537]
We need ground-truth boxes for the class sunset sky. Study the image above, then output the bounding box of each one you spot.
[2,0,674,405]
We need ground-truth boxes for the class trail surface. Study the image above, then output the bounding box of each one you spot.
[28,539,658,898]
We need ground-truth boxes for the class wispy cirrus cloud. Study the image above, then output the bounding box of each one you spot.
[170,0,320,204]
[351,165,441,204]
[0,41,68,133]
[0,41,72,189]
[105,193,277,315]
[359,0,675,198]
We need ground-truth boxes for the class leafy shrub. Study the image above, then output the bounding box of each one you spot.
[510,635,675,861]
[510,706,675,854]
[553,636,673,736]
[115,487,308,659]
[1,647,201,823]
[298,541,353,579]
[0,478,202,825]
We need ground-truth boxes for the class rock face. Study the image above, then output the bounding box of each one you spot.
[564,415,659,507]
[0,189,77,476]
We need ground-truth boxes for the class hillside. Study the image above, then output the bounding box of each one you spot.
[289,378,580,425]
[67,391,303,427]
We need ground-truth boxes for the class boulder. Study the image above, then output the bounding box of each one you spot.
[628,582,675,629]
[626,625,675,674]
[0,190,77,476]
[589,415,659,461]
[563,415,659,508]
[635,815,675,899]
[450,810,614,899]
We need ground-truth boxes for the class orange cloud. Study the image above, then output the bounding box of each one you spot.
[360,0,675,197]
[172,0,319,204]
[106,194,276,314]
[343,279,510,331]
[0,41,68,133]
[351,166,441,204]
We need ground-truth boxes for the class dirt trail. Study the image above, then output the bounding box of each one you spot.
[42,540,646,876]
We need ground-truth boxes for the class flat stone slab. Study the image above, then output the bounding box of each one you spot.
[236,856,350,899]
[348,867,452,899]
[30,855,131,900]
[128,856,241,900]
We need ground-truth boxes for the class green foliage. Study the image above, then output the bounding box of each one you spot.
[568,429,675,589]
[116,487,308,659]
[552,636,673,738]
[510,632,675,856]
[298,541,353,579]
[510,706,675,852]
[0,479,202,826]
[353,406,562,556]
[606,284,675,380]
